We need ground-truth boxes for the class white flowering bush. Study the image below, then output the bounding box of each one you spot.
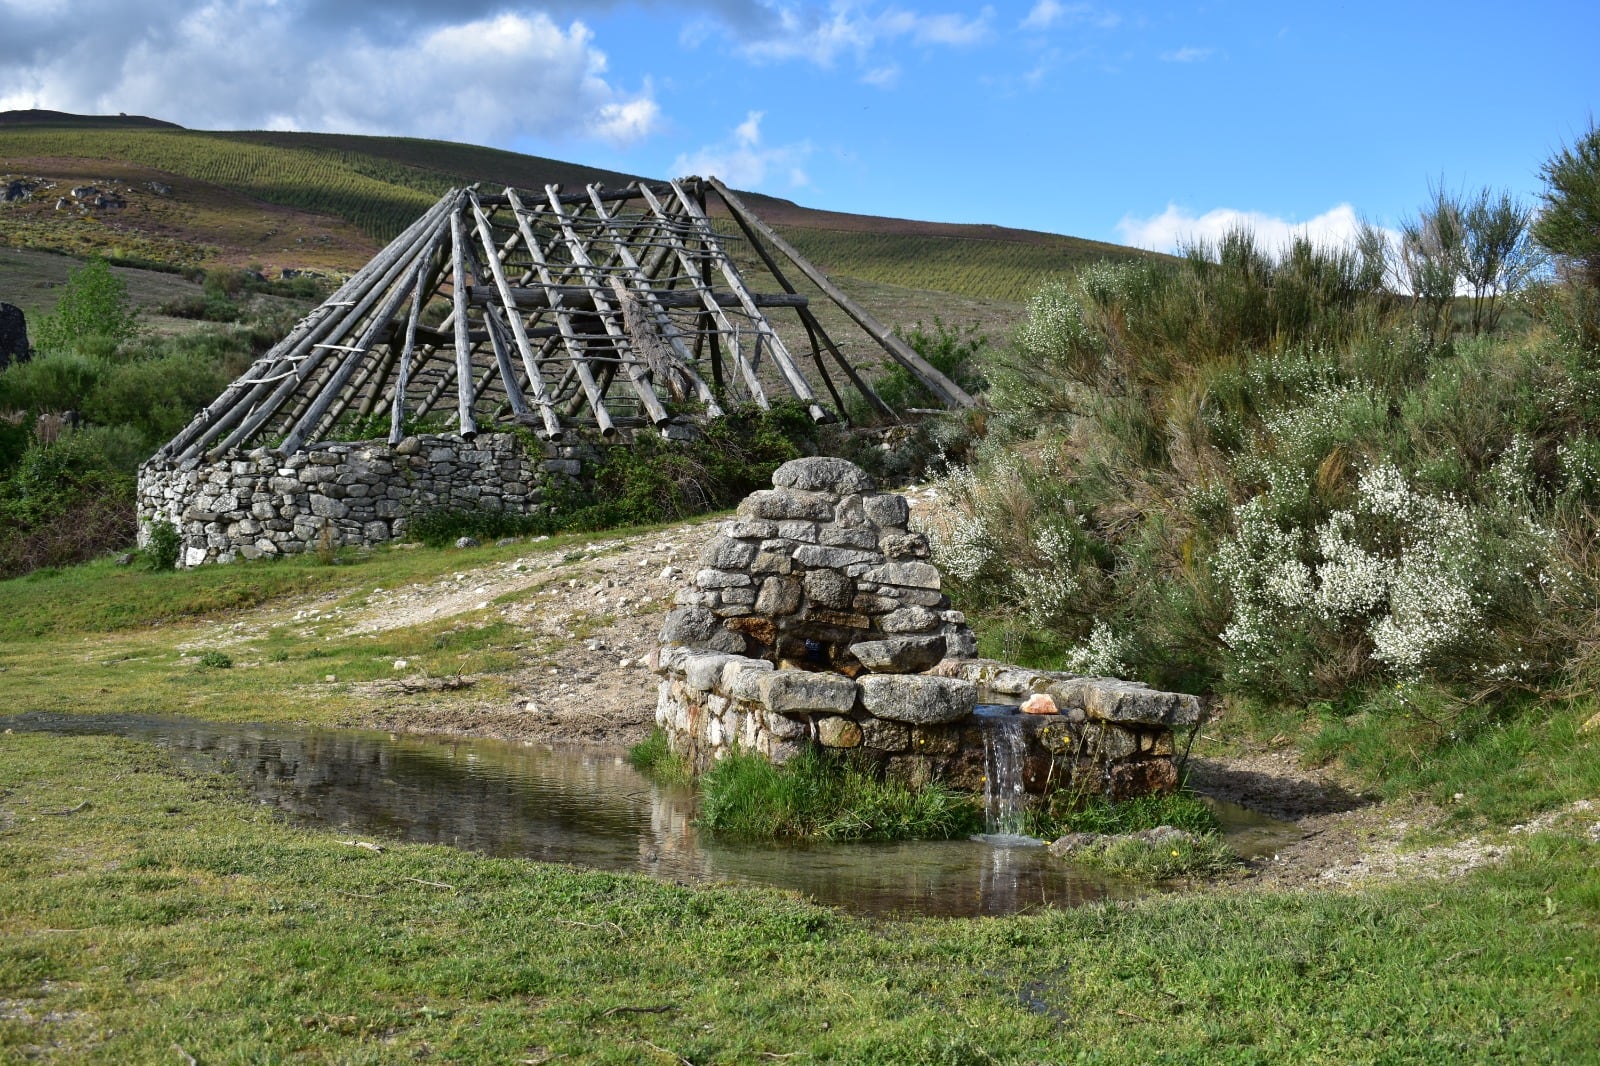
[1216,460,1555,692]
[1062,620,1130,677]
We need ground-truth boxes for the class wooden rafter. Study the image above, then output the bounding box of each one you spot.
[151,177,975,461]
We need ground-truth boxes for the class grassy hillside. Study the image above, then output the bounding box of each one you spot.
[0,112,1141,305]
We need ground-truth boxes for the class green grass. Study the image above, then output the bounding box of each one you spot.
[1055,831,1238,883]
[2,733,1596,1063]
[626,728,692,785]
[697,747,985,842]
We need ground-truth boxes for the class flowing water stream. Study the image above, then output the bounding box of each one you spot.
[3,713,1298,918]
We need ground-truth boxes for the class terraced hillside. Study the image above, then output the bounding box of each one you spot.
[1,112,1142,314]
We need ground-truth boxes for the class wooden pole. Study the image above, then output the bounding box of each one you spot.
[468,192,563,439]
[634,183,770,410]
[448,205,479,439]
[707,177,976,410]
[542,186,673,426]
[503,188,616,437]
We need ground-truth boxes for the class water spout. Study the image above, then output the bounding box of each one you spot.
[976,706,1037,845]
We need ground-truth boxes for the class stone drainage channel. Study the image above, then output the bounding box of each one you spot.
[4,714,1298,919]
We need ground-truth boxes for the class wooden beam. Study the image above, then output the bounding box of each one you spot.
[468,191,563,440]
[634,183,770,410]
[464,286,806,310]
[448,206,479,439]
[543,185,672,427]
[503,188,616,437]
[707,177,976,410]
[668,181,828,423]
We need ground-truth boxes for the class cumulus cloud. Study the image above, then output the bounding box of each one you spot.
[671,110,810,189]
[1115,203,1383,254]
[0,1,658,147]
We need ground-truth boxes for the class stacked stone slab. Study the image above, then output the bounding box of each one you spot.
[653,457,1203,802]
[136,433,590,567]
[659,455,976,671]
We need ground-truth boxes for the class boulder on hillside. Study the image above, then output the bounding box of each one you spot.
[0,303,30,370]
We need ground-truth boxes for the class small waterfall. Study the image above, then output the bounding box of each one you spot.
[978,709,1033,842]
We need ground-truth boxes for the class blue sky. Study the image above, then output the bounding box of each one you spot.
[2,1,1596,249]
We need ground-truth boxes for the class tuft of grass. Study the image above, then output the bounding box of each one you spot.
[195,650,232,669]
[626,728,692,784]
[697,748,982,842]
[1059,830,1237,882]
[1037,788,1222,838]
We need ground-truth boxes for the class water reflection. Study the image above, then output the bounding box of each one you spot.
[1,713,1294,918]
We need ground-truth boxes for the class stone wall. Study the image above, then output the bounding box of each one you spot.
[653,457,1203,803]
[136,433,590,567]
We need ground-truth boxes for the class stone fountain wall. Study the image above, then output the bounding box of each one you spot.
[652,457,1202,802]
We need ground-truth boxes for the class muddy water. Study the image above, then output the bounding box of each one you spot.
[2,713,1298,918]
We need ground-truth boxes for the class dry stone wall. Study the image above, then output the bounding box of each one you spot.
[136,433,589,567]
[653,457,1203,802]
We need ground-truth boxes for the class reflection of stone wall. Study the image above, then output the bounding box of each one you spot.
[136,433,591,567]
[653,456,1202,802]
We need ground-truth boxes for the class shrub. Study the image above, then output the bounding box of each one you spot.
[142,519,181,571]
[31,259,140,355]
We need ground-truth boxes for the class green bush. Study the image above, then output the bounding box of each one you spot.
[31,258,141,355]
[553,402,819,530]
[142,519,181,572]
[925,195,1600,716]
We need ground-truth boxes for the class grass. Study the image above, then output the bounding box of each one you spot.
[0,527,665,731]
[1053,831,1238,883]
[2,732,1597,1063]
[626,728,692,785]
[697,748,984,842]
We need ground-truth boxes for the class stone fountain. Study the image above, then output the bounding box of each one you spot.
[651,457,1201,805]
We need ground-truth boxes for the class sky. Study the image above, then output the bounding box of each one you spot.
[1,0,1596,251]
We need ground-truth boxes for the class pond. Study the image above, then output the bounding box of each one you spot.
[1,713,1298,918]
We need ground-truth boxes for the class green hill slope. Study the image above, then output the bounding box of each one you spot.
[0,112,1143,304]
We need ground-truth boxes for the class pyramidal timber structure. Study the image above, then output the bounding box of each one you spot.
[139,177,975,566]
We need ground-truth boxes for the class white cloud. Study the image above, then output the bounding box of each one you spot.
[735,109,765,146]
[0,2,658,147]
[1019,1,1120,31]
[1161,45,1213,62]
[861,63,902,87]
[672,111,811,190]
[1115,203,1383,254]
[736,4,994,66]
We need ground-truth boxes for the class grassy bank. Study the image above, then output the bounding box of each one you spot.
[3,732,1596,1063]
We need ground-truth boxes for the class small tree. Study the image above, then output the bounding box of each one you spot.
[1532,122,1600,291]
[1461,187,1543,334]
[1397,184,1466,341]
[32,259,140,355]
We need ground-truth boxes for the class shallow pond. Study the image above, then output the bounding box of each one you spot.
[2,713,1298,918]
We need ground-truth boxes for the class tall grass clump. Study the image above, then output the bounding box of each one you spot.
[697,748,982,842]
[921,157,1600,808]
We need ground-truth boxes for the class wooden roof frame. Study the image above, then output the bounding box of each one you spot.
[156,176,975,462]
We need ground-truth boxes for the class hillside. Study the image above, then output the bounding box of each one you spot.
[0,111,1140,310]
